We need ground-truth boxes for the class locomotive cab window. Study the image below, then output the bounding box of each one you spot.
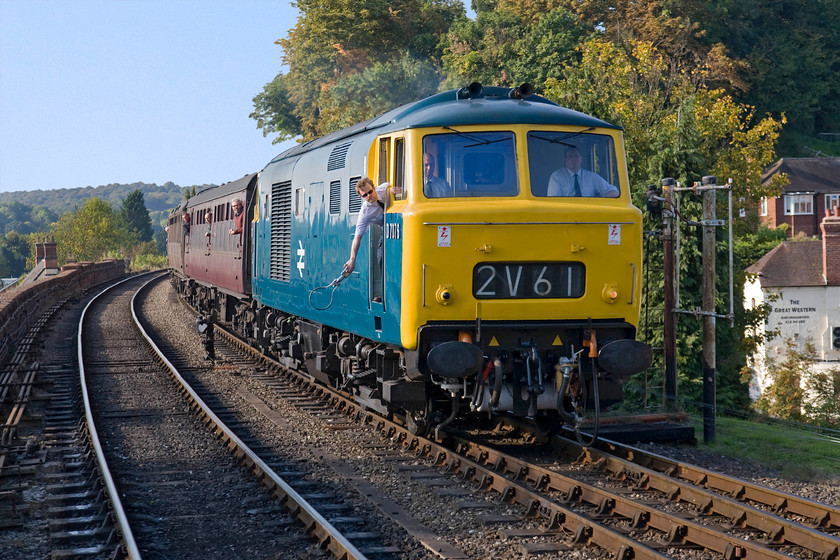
[422,131,518,198]
[528,132,620,198]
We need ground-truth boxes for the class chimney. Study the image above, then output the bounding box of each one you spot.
[43,238,59,273]
[35,239,45,263]
[822,211,840,285]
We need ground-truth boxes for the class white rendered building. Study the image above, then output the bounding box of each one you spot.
[744,213,840,399]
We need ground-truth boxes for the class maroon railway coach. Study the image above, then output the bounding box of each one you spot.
[167,173,258,302]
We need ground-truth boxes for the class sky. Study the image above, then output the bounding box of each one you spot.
[0,0,301,194]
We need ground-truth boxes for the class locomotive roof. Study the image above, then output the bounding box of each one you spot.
[267,85,619,166]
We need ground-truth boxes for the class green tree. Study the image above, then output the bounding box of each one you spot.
[803,366,840,428]
[154,229,167,255]
[754,339,812,421]
[0,201,58,236]
[713,0,840,149]
[0,232,31,277]
[51,198,134,264]
[440,4,587,89]
[251,0,462,142]
[120,189,153,242]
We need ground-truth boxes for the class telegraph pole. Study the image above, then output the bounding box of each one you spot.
[661,178,678,408]
[701,176,717,443]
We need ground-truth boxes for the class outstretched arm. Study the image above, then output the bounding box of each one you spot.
[343,234,363,274]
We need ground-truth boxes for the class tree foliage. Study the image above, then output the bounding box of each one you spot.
[803,366,840,428]
[51,198,135,264]
[715,0,840,145]
[0,201,57,236]
[0,232,31,278]
[120,189,154,243]
[440,4,587,88]
[252,0,463,142]
[753,339,840,425]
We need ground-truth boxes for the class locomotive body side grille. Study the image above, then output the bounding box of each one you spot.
[327,142,351,171]
[329,180,341,214]
[349,176,362,213]
[270,181,292,281]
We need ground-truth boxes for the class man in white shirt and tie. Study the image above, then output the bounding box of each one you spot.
[547,146,619,198]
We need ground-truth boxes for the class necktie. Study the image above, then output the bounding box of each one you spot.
[377,200,385,210]
[573,173,581,197]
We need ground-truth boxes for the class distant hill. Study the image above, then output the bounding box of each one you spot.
[0,181,215,230]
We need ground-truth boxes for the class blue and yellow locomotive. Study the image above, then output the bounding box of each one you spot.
[169,83,651,436]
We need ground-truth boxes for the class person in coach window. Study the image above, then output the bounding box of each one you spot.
[229,198,244,236]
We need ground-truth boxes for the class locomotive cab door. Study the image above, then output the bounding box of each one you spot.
[372,135,405,306]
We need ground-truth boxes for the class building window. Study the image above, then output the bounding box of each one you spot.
[759,197,767,216]
[783,194,812,215]
[827,194,840,214]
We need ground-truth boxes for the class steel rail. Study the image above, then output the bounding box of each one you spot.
[78,274,154,560]
[578,436,840,538]
[449,434,813,560]
[565,437,840,559]
[131,275,369,560]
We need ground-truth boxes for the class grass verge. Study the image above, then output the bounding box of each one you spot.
[691,414,840,481]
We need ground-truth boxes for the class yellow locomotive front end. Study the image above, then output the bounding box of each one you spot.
[390,122,649,427]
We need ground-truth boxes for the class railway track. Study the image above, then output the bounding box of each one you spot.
[96,273,428,559]
[7,273,400,560]
[4,273,838,560]
[192,282,840,559]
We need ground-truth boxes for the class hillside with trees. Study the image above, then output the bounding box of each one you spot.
[0,183,207,278]
[0,181,213,232]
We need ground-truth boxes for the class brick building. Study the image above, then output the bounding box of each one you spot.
[759,157,840,238]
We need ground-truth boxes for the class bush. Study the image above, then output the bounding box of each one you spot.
[130,253,168,272]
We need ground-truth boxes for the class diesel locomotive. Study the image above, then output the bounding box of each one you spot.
[167,83,651,438]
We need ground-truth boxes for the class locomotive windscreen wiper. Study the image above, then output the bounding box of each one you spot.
[530,127,595,147]
[442,125,509,148]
